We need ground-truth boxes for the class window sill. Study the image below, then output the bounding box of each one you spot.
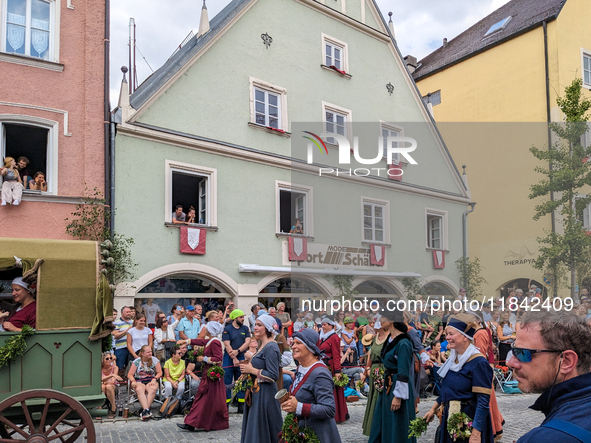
[165,222,218,231]
[321,64,352,79]
[276,233,314,240]
[426,248,449,252]
[361,241,391,248]
[0,52,63,72]
[21,193,86,204]
[583,83,591,91]
[248,122,291,137]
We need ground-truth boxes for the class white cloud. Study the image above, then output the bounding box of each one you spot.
[109,0,511,106]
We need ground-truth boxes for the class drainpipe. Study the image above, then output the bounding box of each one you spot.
[462,203,476,289]
[110,120,116,238]
[543,20,559,299]
[104,0,111,229]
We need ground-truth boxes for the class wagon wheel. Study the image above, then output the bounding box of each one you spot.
[0,389,95,443]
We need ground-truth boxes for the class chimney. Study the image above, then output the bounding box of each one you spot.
[117,66,134,121]
[404,55,418,73]
[388,12,396,41]
[197,0,210,38]
[443,38,448,48]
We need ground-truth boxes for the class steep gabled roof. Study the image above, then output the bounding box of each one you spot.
[412,0,566,81]
[130,0,254,109]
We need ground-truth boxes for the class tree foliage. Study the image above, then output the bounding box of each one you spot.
[65,187,137,285]
[455,256,487,300]
[529,78,591,298]
[332,275,358,301]
[401,277,424,300]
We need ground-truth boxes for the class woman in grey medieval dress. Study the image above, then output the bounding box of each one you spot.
[239,314,282,443]
[281,328,342,443]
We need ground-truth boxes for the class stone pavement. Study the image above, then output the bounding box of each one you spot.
[90,392,543,443]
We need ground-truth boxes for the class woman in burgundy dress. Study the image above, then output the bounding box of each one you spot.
[0,277,36,332]
[176,321,228,432]
[317,315,348,423]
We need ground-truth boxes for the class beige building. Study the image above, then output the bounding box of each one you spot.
[410,0,591,298]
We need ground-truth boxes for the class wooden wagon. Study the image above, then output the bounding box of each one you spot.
[0,238,113,443]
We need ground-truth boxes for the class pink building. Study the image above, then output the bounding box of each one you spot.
[0,0,108,239]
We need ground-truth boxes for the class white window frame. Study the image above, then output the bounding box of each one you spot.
[582,123,591,148]
[276,180,313,237]
[322,101,352,146]
[249,77,288,131]
[582,48,591,90]
[0,114,58,195]
[362,197,389,244]
[425,208,448,250]
[0,0,60,62]
[164,159,217,226]
[322,33,349,73]
[379,122,404,165]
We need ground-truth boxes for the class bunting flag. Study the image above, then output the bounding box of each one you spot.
[433,250,445,269]
[370,244,385,266]
[180,226,206,255]
[289,237,307,261]
[388,163,402,181]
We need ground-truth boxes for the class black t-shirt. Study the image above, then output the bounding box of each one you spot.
[222,323,251,360]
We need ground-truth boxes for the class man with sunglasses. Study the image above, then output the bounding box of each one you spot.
[507,311,591,443]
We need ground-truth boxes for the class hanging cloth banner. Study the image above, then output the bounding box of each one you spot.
[433,250,445,269]
[180,226,206,255]
[370,244,385,266]
[289,237,307,261]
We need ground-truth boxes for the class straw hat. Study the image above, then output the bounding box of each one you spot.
[361,334,374,346]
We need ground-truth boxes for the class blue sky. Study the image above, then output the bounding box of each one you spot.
[109,0,511,105]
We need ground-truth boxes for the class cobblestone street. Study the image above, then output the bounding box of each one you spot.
[92,392,543,443]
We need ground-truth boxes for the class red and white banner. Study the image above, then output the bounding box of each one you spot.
[289,237,307,261]
[370,244,385,266]
[432,250,445,269]
[180,227,206,255]
[388,163,402,181]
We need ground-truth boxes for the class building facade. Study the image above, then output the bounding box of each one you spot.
[112,0,471,315]
[412,0,591,298]
[0,0,108,239]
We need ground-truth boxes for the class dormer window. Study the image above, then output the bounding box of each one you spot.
[484,16,512,37]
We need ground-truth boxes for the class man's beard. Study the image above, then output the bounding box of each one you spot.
[236,319,243,326]
[513,363,559,393]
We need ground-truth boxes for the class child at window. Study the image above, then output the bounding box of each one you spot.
[289,218,304,234]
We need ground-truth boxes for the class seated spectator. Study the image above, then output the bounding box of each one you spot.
[163,348,186,400]
[1,157,24,206]
[28,172,47,191]
[154,315,180,364]
[16,156,30,189]
[172,205,186,224]
[127,313,153,362]
[185,354,202,397]
[0,277,36,332]
[186,206,196,224]
[101,352,122,418]
[428,340,447,365]
[341,345,363,388]
[128,345,162,420]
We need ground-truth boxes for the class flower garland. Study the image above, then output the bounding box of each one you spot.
[187,346,204,362]
[447,412,473,441]
[206,364,225,381]
[232,374,254,395]
[372,367,385,392]
[278,413,320,443]
[0,325,35,368]
[408,417,429,438]
[355,379,365,392]
[333,373,349,388]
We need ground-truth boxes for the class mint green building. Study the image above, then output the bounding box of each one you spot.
[112,0,472,316]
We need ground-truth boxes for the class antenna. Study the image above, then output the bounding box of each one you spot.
[128,18,137,93]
